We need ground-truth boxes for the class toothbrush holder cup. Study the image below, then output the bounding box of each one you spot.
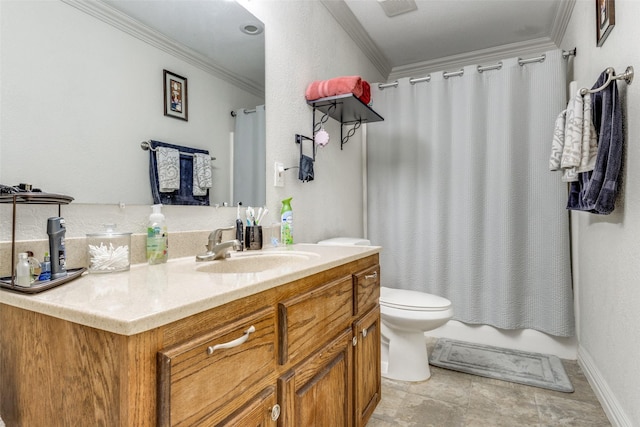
[244,226,263,250]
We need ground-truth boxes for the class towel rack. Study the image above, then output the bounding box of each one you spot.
[580,66,634,95]
[140,140,216,161]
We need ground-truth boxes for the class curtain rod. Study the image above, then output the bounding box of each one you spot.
[379,48,578,89]
[230,108,259,117]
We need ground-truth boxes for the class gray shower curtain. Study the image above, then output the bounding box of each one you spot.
[367,49,574,336]
[233,105,266,206]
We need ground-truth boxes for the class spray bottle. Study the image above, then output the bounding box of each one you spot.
[280,197,293,245]
[147,204,168,264]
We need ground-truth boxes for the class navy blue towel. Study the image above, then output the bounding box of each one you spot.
[149,140,210,206]
[567,70,624,214]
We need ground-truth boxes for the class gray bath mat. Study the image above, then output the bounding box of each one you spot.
[429,338,573,392]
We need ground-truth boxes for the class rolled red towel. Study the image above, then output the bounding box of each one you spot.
[305,76,363,101]
[359,80,371,105]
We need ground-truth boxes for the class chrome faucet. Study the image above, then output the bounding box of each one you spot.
[196,226,242,261]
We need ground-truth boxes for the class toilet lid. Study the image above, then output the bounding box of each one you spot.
[380,287,452,311]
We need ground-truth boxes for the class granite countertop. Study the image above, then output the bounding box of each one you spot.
[0,243,380,336]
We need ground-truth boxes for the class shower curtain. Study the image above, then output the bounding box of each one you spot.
[367,49,574,336]
[233,105,266,206]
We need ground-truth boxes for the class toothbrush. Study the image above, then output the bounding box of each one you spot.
[256,207,263,226]
[236,203,243,250]
[256,207,268,225]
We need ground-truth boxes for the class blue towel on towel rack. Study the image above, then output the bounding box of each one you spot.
[149,140,210,206]
[567,70,624,214]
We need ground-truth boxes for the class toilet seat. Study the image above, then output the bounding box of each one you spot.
[380,287,451,312]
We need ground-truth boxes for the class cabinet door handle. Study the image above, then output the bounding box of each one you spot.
[364,271,378,280]
[362,328,368,338]
[207,325,256,355]
[270,404,281,421]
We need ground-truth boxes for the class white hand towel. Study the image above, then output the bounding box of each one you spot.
[156,147,180,192]
[560,86,584,170]
[193,153,212,196]
[549,109,566,171]
[577,94,598,173]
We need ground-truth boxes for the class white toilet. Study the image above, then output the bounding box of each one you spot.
[379,286,453,381]
[317,238,454,382]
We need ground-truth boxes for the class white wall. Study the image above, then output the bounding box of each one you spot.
[560,1,640,425]
[241,0,384,244]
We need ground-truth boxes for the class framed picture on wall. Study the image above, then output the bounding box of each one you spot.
[163,70,188,121]
[596,0,615,47]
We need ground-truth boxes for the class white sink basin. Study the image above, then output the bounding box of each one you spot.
[195,251,317,274]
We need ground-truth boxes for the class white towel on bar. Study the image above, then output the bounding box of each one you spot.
[549,81,598,182]
[156,147,180,192]
[193,152,212,196]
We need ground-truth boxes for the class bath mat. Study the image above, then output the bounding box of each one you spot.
[429,338,573,392]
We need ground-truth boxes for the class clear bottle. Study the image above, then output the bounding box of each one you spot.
[38,252,52,281]
[147,204,168,264]
[280,197,293,245]
[16,252,31,287]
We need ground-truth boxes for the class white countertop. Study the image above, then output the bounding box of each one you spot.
[0,244,380,336]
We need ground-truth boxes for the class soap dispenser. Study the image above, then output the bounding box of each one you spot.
[147,204,168,264]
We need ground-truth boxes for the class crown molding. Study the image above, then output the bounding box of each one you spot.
[387,38,559,81]
[60,0,264,98]
[550,0,576,45]
[320,0,392,78]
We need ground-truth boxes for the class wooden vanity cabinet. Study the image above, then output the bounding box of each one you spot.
[0,254,380,427]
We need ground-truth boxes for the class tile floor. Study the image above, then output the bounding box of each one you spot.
[367,340,611,427]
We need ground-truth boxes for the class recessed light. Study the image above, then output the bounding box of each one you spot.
[240,22,263,36]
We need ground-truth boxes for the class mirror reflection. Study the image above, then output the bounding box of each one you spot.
[0,0,265,206]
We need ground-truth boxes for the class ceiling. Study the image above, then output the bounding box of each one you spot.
[90,0,574,88]
[322,0,574,80]
[98,0,265,96]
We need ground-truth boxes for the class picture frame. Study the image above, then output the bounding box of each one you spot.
[596,0,615,47]
[163,70,188,121]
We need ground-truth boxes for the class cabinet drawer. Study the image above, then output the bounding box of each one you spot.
[157,307,276,426]
[353,265,380,315]
[278,275,353,365]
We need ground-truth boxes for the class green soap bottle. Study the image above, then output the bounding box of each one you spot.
[280,197,293,245]
[147,204,168,264]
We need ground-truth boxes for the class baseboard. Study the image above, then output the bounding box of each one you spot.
[578,345,633,427]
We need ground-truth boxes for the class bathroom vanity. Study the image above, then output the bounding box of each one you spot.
[0,244,381,426]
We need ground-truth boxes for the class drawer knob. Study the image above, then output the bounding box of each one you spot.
[270,404,281,421]
[364,271,378,280]
[207,325,256,355]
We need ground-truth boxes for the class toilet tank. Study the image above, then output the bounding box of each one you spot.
[317,237,371,246]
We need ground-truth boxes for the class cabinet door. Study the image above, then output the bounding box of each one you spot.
[278,328,353,427]
[353,265,380,316]
[157,307,276,426]
[216,386,279,427]
[278,275,353,365]
[353,305,381,427]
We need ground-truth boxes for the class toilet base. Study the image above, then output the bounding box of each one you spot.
[381,329,431,382]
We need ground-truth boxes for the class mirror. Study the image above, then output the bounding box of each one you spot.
[0,0,265,206]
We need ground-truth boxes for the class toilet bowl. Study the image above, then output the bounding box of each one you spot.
[379,286,453,382]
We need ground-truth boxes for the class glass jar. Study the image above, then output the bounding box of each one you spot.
[86,224,132,273]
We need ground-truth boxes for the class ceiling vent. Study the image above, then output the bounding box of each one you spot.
[377,0,418,17]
